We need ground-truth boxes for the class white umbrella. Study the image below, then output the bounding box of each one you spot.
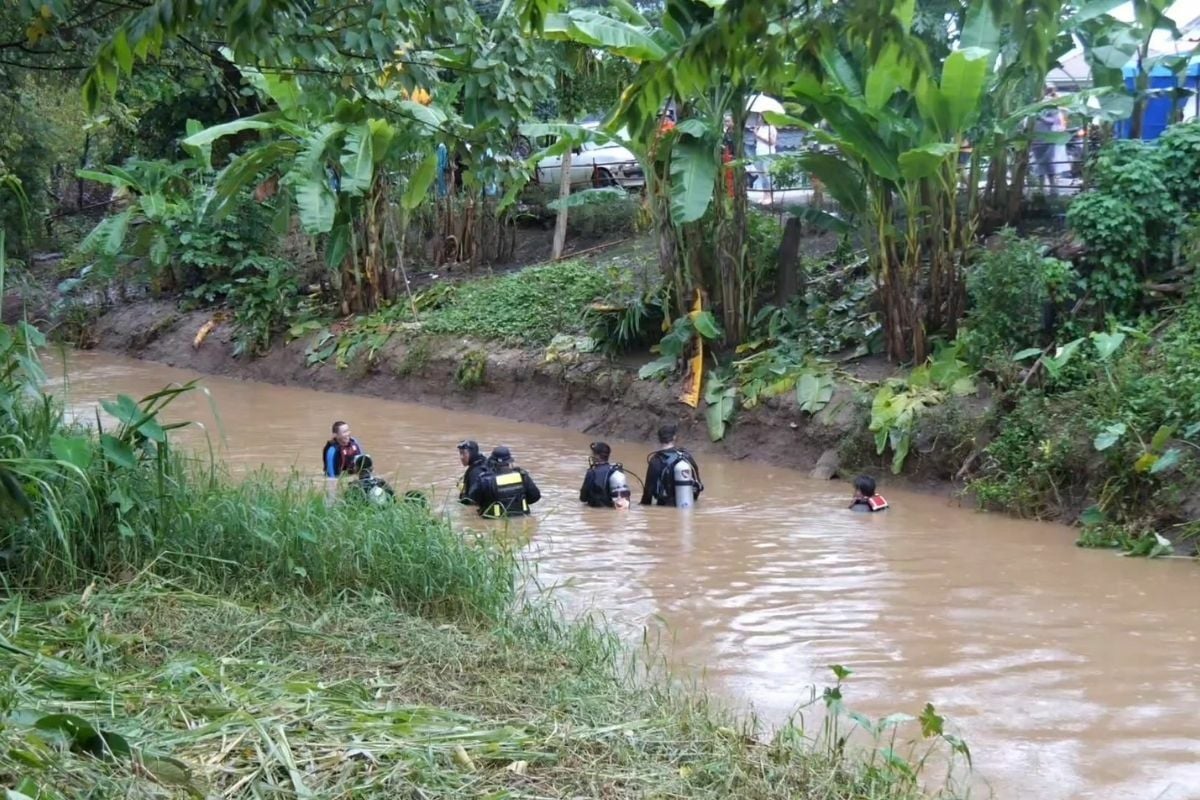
[746,94,785,115]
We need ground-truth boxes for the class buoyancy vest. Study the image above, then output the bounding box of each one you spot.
[481,468,531,518]
[322,437,363,478]
[851,494,889,512]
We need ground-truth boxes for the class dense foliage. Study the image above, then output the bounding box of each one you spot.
[972,293,1200,546]
[2,0,1199,551]
[958,231,1076,365]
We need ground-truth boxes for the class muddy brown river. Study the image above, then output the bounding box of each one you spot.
[45,349,1200,800]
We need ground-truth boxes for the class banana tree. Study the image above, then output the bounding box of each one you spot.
[1074,0,1189,139]
[532,0,786,340]
[183,65,445,314]
[78,0,555,297]
[968,0,1073,225]
[74,134,213,291]
[779,0,996,362]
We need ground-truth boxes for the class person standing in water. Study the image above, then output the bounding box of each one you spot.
[468,446,541,518]
[456,439,488,505]
[322,420,364,502]
[579,442,632,510]
[640,424,703,508]
[849,474,889,512]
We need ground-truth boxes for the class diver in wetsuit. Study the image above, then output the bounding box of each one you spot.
[456,439,488,505]
[468,446,542,518]
[640,424,703,508]
[345,453,396,506]
[849,474,889,512]
[579,441,632,509]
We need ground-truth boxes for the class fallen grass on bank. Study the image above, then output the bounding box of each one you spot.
[0,578,968,800]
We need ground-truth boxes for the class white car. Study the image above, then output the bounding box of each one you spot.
[535,125,644,190]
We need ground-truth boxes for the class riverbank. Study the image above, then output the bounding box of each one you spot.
[12,238,1197,553]
[81,295,968,496]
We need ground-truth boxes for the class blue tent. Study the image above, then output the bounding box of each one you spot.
[1115,58,1200,140]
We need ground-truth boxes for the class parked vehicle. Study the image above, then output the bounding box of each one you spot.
[535,124,644,189]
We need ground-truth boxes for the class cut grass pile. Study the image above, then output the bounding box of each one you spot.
[0,579,967,799]
[336,260,611,347]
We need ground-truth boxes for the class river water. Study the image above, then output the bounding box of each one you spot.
[44,349,1200,800]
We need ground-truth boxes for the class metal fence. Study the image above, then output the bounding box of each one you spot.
[526,130,1102,211]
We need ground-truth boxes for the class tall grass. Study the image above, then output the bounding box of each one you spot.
[1,443,514,615]
[0,327,513,616]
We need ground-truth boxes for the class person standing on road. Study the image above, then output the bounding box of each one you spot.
[1033,87,1067,191]
[753,114,778,192]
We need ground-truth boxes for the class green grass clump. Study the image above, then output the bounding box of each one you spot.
[1,393,512,615]
[1,452,513,615]
[420,260,609,345]
[0,583,964,800]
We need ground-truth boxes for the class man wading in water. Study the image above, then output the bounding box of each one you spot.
[322,420,364,502]
[640,424,703,508]
[579,441,632,510]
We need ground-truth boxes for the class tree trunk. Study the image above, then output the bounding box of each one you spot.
[1006,145,1031,224]
[1131,49,1149,140]
[552,151,572,260]
[773,216,804,307]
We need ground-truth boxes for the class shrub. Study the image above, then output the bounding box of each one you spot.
[561,188,640,239]
[1067,133,1187,318]
[958,230,1076,364]
[1156,120,1200,209]
[229,255,302,358]
[971,294,1200,541]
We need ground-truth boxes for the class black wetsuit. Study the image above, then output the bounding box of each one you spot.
[468,465,542,518]
[580,462,619,508]
[458,455,488,504]
[640,448,702,506]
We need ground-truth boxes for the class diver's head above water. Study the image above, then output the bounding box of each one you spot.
[589,441,611,466]
[488,445,513,469]
[657,423,677,448]
[331,420,352,446]
[457,439,481,466]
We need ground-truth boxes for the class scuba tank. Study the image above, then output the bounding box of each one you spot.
[672,456,696,509]
[607,464,631,508]
[350,454,395,507]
